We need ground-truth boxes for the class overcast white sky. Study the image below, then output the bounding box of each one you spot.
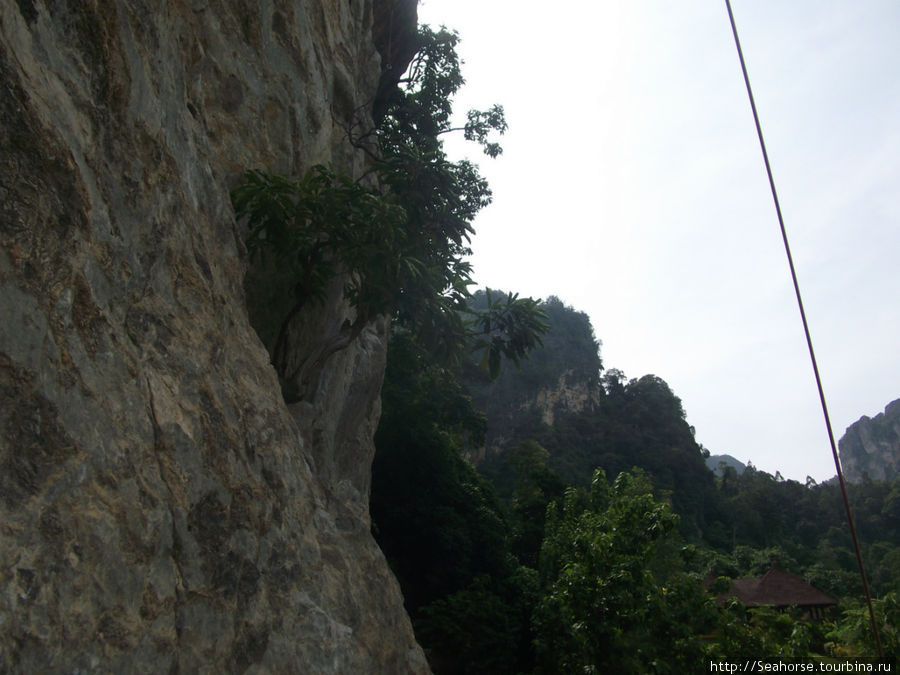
[417,0,900,482]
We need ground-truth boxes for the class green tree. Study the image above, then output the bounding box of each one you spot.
[363,24,552,674]
[231,166,408,377]
[371,27,545,372]
[533,469,712,673]
[232,25,543,400]
[371,332,536,673]
[504,440,567,569]
[413,569,539,675]
[827,592,899,660]
[709,602,822,661]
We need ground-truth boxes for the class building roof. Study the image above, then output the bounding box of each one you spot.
[711,565,837,608]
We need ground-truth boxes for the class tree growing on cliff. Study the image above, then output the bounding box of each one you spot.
[232,26,542,398]
[364,24,529,368]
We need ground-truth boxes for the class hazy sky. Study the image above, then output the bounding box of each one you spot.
[417,0,900,482]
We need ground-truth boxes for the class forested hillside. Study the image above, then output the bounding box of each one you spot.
[370,293,899,672]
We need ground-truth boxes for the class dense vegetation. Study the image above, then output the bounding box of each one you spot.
[371,294,900,672]
[231,26,546,401]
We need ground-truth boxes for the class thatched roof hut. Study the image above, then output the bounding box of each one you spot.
[706,564,837,619]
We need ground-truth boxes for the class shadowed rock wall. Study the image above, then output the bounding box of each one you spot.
[0,0,427,671]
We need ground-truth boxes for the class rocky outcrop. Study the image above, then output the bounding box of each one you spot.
[838,398,900,483]
[0,0,427,672]
[531,369,598,427]
[466,371,599,465]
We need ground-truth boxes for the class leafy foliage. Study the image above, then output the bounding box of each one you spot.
[231,166,407,366]
[503,440,568,569]
[378,26,507,159]
[534,469,711,673]
[232,25,542,389]
[362,31,548,672]
[414,571,539,675]
[370,26,533,369]
[477,363,719,541]
[827,592,899,660]
[371,333,537,672]
[373,288,900,671]
[466,290,548,379]
[708,603,827,661]
[465,294,601,398]
[708,466,900,598]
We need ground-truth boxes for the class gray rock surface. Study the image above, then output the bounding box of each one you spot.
[838,398,900,483]
[0,0,427,671]
[705,454,747,477]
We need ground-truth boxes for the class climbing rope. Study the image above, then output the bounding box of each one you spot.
[723,0,884,658]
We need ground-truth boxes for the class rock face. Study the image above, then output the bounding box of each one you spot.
[531,370,598,427]
[705,454,747,477]
[0,0,428,672]
[838,398,900,483]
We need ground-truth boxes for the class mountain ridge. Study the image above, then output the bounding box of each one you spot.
[839,398,900,483]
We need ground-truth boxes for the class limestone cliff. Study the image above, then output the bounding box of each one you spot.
[0,0,428,672]
[465,371,598,466]
[530,369,598,427]
[462,296,602,465]
[838,398,900,483]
